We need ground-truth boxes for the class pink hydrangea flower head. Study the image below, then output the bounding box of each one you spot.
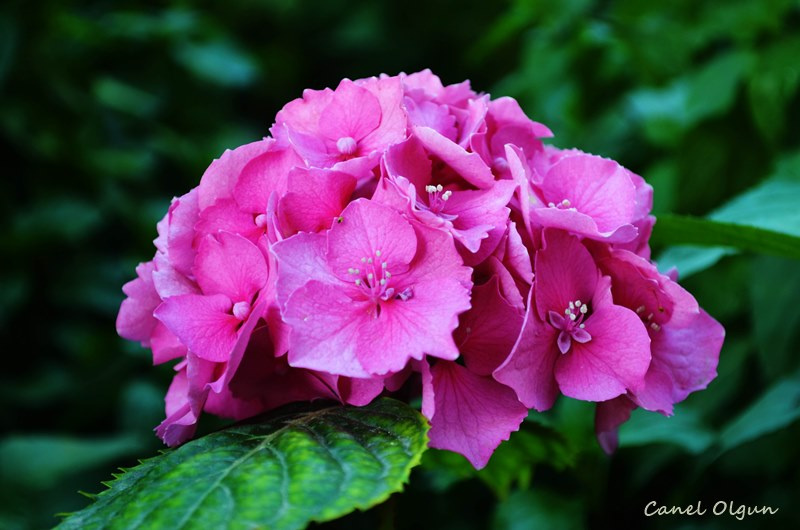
[112,69,723,466]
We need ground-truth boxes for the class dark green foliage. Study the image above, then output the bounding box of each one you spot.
[2,0,799,529]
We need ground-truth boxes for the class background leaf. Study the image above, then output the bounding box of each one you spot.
[57,398,428,530]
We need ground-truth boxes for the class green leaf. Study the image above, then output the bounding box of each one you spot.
[58,398,428,530]
[654,155,800,276]
[719,372,800,452]
[619,406,715,454]
[651,214,800,261]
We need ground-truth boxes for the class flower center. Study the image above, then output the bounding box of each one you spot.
[419,184,458,220]
[347,249,413,316]
[232,300,251,321]
[547,199,577,212]
[548,299,592,354]
[635,305,662,332]
[336,136,358,156]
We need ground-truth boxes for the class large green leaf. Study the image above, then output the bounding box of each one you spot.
[58,398,428,530]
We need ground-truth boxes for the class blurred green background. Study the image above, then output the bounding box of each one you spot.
[2,0,799,528]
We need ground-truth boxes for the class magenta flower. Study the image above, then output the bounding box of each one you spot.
[272,76,407,178]
[494,229,652,410]
[374,135,516,262]
[155,231,268,363]
[273,199,472,377]
[114,69,724,466]
[590,247,724,452]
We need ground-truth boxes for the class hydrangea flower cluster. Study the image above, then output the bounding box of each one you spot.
[117,70,724,468]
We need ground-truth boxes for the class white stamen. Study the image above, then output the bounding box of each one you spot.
[650,323,661,331]
[385,272,391,278]
[380,279,386,285]
[367,273,374,280]
[355,279,361,286]
[575,300,582,307]
[425,185,437,193]
[561,199,571,207]
[442,190,452,201]
[569,313,577,321]
[636,305,645,314]
[375,250,382,257]
[580,305,588,314]
[367,258,373,264]
[646,313,654,321]
[579,323,585,329]
[548,202,556,208]
[436,184,443,192]
[361,257,367,263]
[336,136,358,156]
[569,301,575,309]
[382,262,387,269]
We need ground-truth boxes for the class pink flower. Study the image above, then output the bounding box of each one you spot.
[374,135,516,263]
[273,199,472,377]
[494,229,652,410]
[155,231,268,363]
[272,76,407,179]
[590,247,724,452]
[114,69,724,465]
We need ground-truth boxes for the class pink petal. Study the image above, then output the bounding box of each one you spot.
[116,261,160,345]
[197,139,274,210]
[233,146,304,214]
[154,293,240,363]
[383,135,433,192]
[413,126,494,189]
[326,199,418,281]
[539,154,637,234]
[555,304,651,401]
[357,76,408,153]
[426,361,527,469]
[150,322,186,365]
[595,396,637,454]
[319,79,382,142]
[165,189,199,277]
[280,167,356,234]
[494,292,561,411]
[637,307,723,414]
[194,232,268,302]
[283,280,370,377]
[456,276,524,376]
[195,199,263,244]
[152,253,198,298]
[355,275,467,374]
[272,231,336,309]
[447,179,516,256]
[534,229,599,322]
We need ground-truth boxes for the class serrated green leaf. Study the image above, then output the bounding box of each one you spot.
[57,398,428,530]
